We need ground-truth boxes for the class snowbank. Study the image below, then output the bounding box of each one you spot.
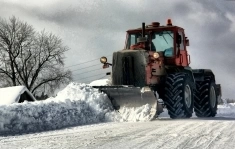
[217,103,235,117]
[0,82,154,135]
[0,83,117,135]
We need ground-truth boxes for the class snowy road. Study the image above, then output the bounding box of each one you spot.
[1,115,235,149]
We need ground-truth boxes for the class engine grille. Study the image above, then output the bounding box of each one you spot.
[123,56,134,85]
[112,50,147,87]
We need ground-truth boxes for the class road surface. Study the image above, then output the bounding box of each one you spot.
[1,116,235,149]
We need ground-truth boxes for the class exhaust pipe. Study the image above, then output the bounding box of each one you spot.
[142,22,148,49]
[142,22,145,37]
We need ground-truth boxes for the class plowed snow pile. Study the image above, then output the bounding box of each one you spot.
[217,99,235,117]
[0,82,154,135]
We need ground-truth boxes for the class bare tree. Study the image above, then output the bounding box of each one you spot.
[0,16,72,95]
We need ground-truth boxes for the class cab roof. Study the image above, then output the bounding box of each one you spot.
[126,25,184,33]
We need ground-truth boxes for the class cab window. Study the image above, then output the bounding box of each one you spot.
[127,33,148,49]
[151,31,174,57]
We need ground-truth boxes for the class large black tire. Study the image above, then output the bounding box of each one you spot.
[194,76,218,117]
[164,73,194,119]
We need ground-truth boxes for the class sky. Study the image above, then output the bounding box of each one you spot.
[0,0,235,98]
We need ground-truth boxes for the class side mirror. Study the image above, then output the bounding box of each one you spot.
[185,38,189,46]
[176,33,182,45]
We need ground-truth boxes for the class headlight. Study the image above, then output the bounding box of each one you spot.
[153,52,160,59]
[100,56,107,64]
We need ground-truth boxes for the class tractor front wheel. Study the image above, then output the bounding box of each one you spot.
[164,73,194,119]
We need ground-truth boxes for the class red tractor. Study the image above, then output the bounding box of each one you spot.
[93,19,222,119]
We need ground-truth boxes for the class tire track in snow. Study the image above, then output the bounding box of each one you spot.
[142,121,208,149]
[126,120,185,148]
[178,121,227,149]
[206,121,235,149]
[93,121,180,149]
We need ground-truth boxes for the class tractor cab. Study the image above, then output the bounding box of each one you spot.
[125,19,190,67]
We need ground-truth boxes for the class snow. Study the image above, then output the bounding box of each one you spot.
[2,108,235,149]
[0,83,116,135]
[0,86,36,105]
[1,80,235,148]
[89,78,109,86]
[0,79,234,137]
[217,104,235,117]
[0,82,154,135]
[118,104,155,122]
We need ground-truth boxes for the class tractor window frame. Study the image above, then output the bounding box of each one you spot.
[177,31,185,50]
[151,31,174,53]
[126,32,149,49]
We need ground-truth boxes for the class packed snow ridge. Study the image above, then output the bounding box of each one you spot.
[0,82,154,135]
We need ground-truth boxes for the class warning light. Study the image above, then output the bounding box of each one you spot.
[167,19,172,26]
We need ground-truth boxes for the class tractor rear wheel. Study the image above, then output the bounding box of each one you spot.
[164,73,194,119]
[194,76,218,117]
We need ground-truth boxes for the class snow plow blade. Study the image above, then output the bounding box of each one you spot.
[93,86,158,120]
